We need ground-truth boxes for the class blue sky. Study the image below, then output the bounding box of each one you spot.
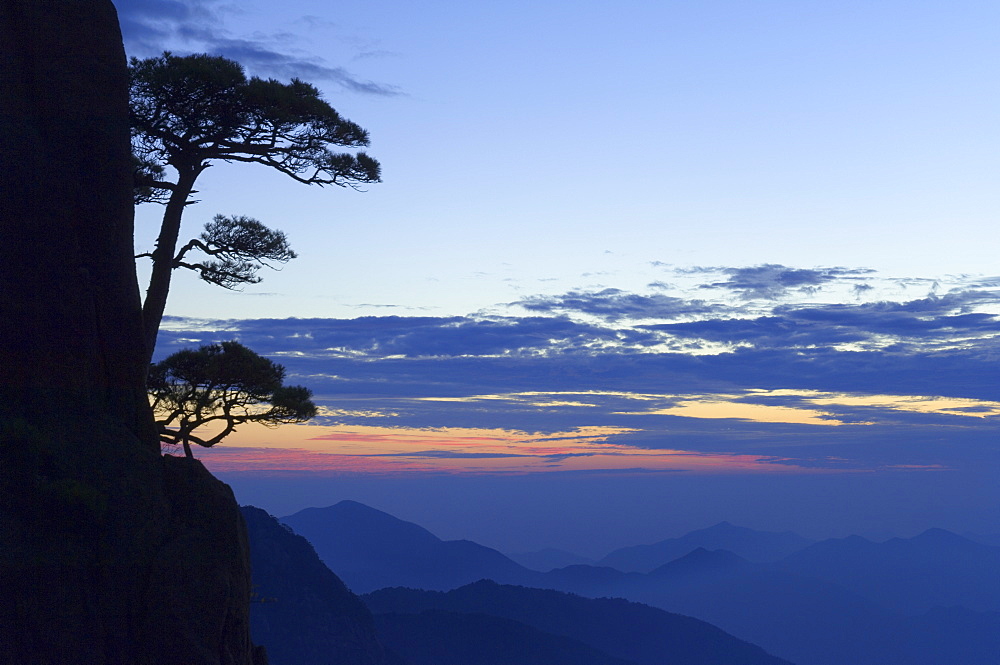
[117,0,1000,554]
[122,0,1000,320]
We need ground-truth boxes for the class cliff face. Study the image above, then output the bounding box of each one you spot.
[243,506,395,665]
[0,3,261,663]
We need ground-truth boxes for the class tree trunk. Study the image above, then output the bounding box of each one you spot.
[142,168,200,361]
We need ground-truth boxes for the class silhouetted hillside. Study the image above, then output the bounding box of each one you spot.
[778,529,1000,613]
[374,610,635,665]
[365,580,795,665]
[599,522,813,572]
[282,501,537,592]
[241,506,396,665]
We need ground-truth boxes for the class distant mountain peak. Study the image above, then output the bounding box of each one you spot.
[281,500,443,561]
[696,522,758,536]
[598,522,812,571]
[915,527,964,540]
[651,547,747,576]
[329,499,409,519]
[282,500,533,594]
[336,499,373,509]
[902,527,980,549]
[296,499,434,532]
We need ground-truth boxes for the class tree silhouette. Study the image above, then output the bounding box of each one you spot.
[149,341,317,459]
[136,213,297,290]
[131,52,381,359]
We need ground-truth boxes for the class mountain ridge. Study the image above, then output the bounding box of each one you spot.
[598,521,814,571]
[365,580,794,665]
[282,501,538,593]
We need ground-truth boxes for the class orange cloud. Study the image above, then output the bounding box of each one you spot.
[185,421,846,476]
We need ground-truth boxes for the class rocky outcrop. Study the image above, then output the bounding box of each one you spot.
[0,3,261,663]
[143,457,259,665]
[243,506,395,665]
[0,0,150,427]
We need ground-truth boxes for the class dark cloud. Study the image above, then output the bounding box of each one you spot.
[157,314,661,360]
[113,0,400,95]
[115,0,222,53]
[186,36,401,95]
[853,283,875,298]
[156,328,1000,412]
[695,264,874,299]
[646,315,868,347]
[648,290,1000,350]
[158,284,1000,402]
[516,288,726,321]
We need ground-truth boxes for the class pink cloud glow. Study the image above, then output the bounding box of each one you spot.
[184,422,852,476]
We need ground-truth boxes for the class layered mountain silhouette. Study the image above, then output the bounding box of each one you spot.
[598,521,814,571]
[778,528,1000,613]
[252,502,793,664]
[241,506,399,665]
[508,547,595,571]
[365,580,794,665]
[281,500,1000,665]
[281,500,539,593]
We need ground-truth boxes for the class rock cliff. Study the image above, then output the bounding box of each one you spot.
[243,506,396,665]
[0,2,262,663]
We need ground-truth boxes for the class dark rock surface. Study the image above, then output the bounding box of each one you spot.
[143,457,258,664]
[0,3,261,663]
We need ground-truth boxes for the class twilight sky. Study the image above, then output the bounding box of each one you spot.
[116,0,1000,556]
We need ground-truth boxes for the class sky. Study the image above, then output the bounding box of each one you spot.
[116,0,1000,556]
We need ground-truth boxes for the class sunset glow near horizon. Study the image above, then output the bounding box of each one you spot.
[180,387,1000,475]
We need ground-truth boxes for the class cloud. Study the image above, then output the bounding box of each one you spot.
[190,37,401,95]
[516,288,726,321]
[156,282,1000,408]
[153,275,1000,456]
[853,283,875,298]
[154,300,1000,479]
[113,0,401,95]
[695,264,874,299]
[157,314,661,360]
[648,289,1000,351]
